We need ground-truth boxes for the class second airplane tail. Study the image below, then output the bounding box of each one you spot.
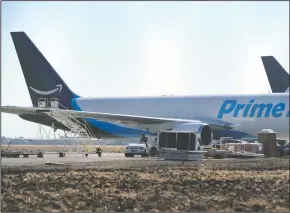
[11,32,80,109]
[261,56,290,93]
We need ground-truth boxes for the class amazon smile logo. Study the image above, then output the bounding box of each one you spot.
[29,84,63,95]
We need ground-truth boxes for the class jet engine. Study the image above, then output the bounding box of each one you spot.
[172,123,212,146]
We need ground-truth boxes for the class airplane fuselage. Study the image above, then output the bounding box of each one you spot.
[70,93,289,140]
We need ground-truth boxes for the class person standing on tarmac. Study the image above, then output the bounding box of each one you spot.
[140,134,149,151]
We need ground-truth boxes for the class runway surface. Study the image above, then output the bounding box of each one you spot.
[1,152,145,167]
[1,152,256,167]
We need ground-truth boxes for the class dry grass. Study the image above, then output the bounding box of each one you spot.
[1,167,289,212]
[1,145,125,153]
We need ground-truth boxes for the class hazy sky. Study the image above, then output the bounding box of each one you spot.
[1,1,289,138]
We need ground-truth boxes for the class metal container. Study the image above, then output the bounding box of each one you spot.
[258,129,277,157]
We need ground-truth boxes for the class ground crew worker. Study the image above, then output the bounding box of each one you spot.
[140,134,149,151]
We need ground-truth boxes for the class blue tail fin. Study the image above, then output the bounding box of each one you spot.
[10,32,79,109]
[261,56,290,93]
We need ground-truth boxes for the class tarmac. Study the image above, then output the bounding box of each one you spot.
[1,152,146,167]
[3,151,289,172]
[1,151,254,167]
[2,148,289,174]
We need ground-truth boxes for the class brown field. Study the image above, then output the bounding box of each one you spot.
[1,145,125,153]
[1,161,289,212]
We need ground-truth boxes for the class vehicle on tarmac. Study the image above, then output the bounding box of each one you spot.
[124,143,149,157]
[124,143,158,157]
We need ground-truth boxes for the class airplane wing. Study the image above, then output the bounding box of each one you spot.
[1,106,233,130]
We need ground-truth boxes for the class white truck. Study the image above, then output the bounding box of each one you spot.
[124,143,149,157]
[124,143,158,157]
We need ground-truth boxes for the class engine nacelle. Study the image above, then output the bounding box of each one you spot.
[172,123,212,145]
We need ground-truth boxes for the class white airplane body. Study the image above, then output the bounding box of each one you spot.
[71,94,289,139]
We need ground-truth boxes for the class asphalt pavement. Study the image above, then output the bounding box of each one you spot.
[1,152,146,167]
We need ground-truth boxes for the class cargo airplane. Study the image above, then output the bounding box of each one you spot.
[1,32,289,145]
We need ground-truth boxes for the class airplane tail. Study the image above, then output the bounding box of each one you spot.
[261,56,290,93]
[10,32,79,110]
